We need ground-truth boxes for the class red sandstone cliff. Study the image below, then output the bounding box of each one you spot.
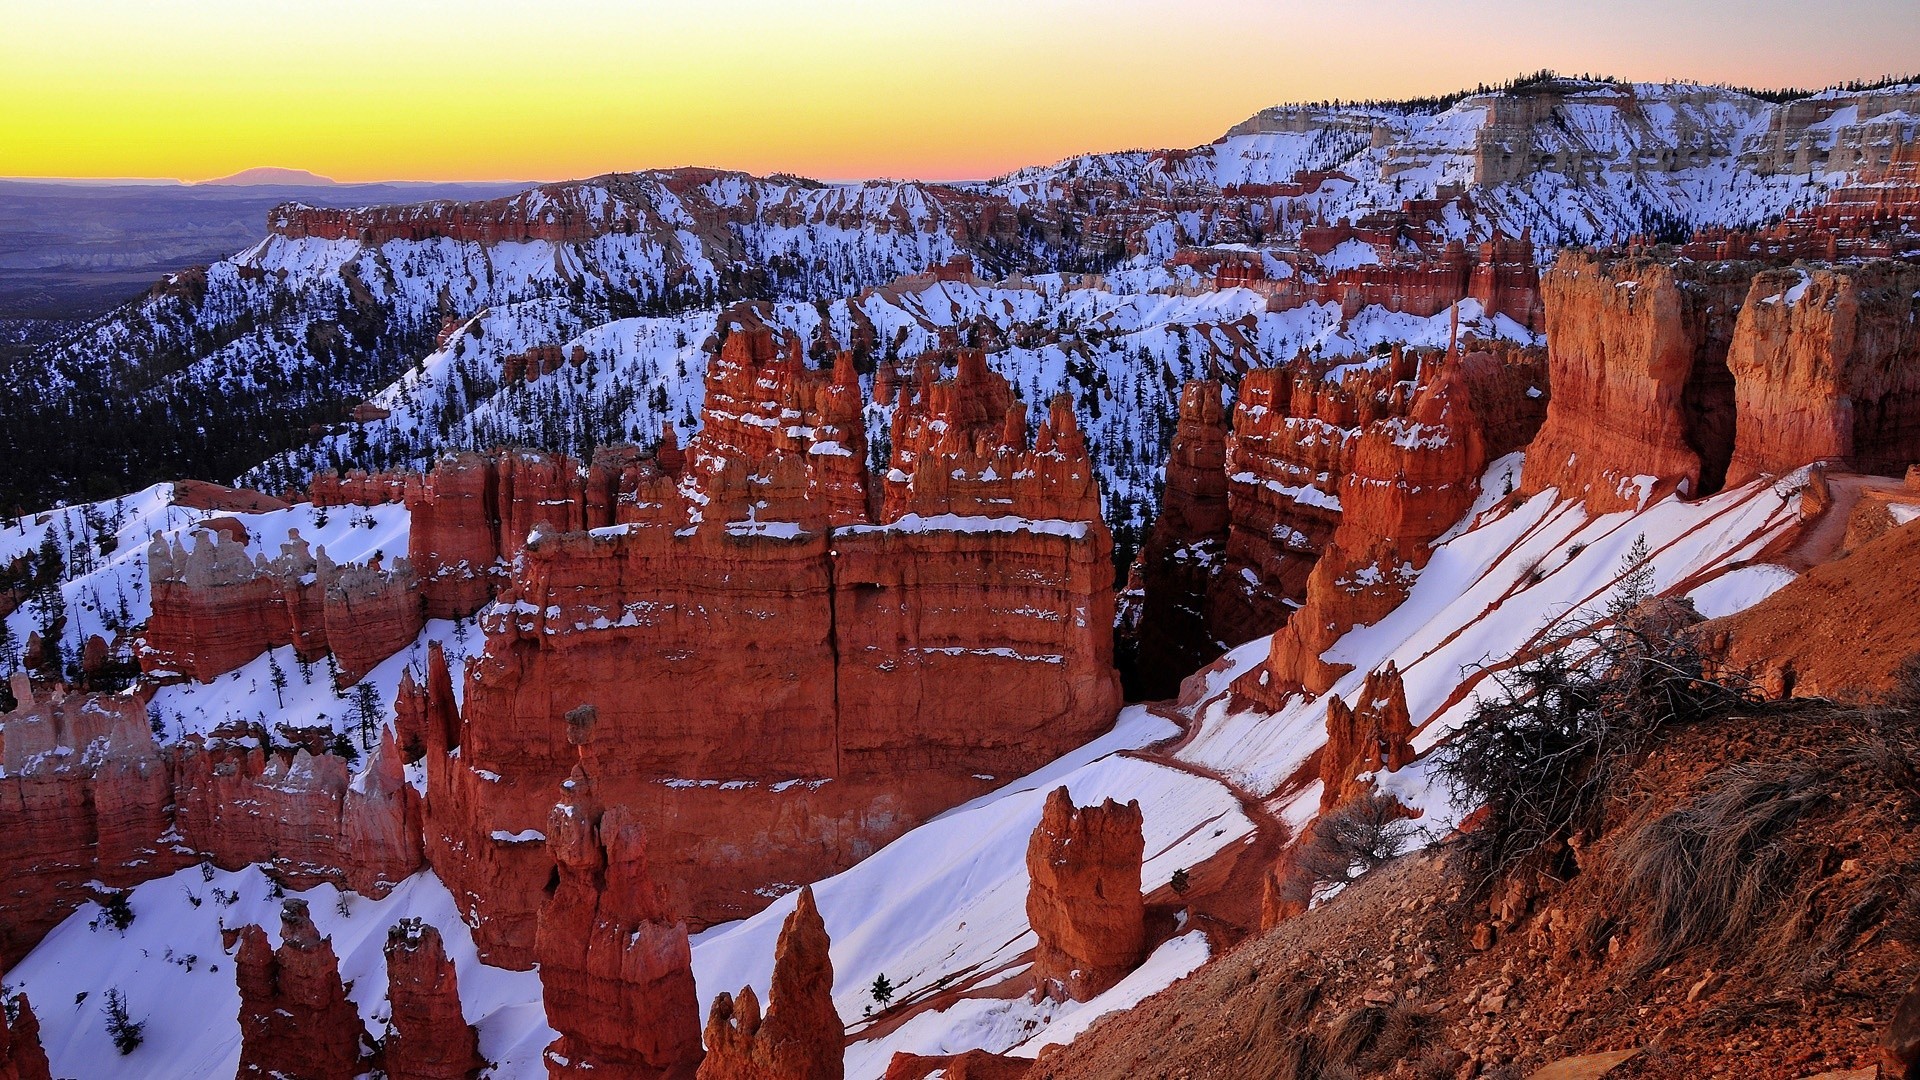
[536,771,703,1080]
[1520,252,1756,512]
[1025,787,1147,1002]
[383,919,485,1080]
[1247,346,1547,700]
[423,356,1119,964]
[140,528,423,686]
[1724,261,1920,485]
[700,885,844,1080]
[0,677,180,966]
[235,900,368,1080]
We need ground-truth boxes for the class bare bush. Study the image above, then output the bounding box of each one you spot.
[1431,597,1754,877]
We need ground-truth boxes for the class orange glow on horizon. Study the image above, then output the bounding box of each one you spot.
[4,0,1917,184]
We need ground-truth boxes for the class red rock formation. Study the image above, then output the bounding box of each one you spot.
[235,899,368,1080]
[1317,662,1415,812]
[698,325,868,527]
[424,359,1118,964]
[0,994,52,1080]
[1025,786,1146,1002]
[536,771,703,1079]
[140,528,287,682]
[172,724,421,896]
[402,447,657,619]
[1521,252,1758,511]
[139,527,423,686]
[699,885,843,1080]
[169,480,289,513]
[384,920,484,1080]
[1251,346,1547,699]
[321,554,424,685]
[1723,261,1920,485]
[310,470,408,507]
[1122,379,1232,698]
[881,1051,1032,1080]
[0,679,180,966]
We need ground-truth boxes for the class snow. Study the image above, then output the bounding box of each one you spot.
[3,867,552,1080]
[1686,562,1798,618]
[691,706,1253,1076]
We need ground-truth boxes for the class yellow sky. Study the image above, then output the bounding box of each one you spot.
[4,0,1916,183]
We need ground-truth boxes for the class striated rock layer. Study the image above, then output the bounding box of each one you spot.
[0,675,422,965]
[425,355,1120,964]
[1521,251,1759,512]
[1025,787,1147,1002]
[700,885,843,1080]
[140,527,423,685]
[1724,261,1920,485]
[1243,345,1547,701]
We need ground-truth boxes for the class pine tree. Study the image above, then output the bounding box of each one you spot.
[870,973,895,1008]
[268,652,288,709]
[1609,533,1656,617]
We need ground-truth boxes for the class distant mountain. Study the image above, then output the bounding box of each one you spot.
[199,166,338,187]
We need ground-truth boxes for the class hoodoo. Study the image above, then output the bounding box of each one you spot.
[700,886,844,1080]
[1025,787,1148,1001]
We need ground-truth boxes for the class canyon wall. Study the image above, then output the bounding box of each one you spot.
[423,347,1121,964]
[0,676,422,965]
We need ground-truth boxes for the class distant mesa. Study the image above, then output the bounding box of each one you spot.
[197,166,338,187]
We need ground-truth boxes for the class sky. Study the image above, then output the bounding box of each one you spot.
[3,0,1916,184]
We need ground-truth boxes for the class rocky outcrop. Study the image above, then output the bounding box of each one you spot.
[235,900,368,1080]
[0,994,51,1080]
[1123,380,1232,699]
[140,527,423,686]
[1318,662,1415,812]
[536,771,703,1080]
[1521,252,1759,511]
[1724,261,1920,485]
[173,725,422,895]
[1249,346,1547,699]
[402,447,653,619]
[0,678,180,966]
[700,325,868,526]
[383,920,484,1080]
[424,357,1119,963]
[1026,787,1147,1001]
[699,886,843,1080]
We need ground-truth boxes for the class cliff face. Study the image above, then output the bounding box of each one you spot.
[1724,262,1920,485]
[424,357,1120,964]
[140,529,423,686]
[0,679,180,966]
[1521,254,1920,512]
[235,900,368,1080]
[1025,787,1147,1002]
[536,775,704,1080]
[383,920,485,1080]
[0,676,420,965]
[1521,252,1758,511]
[0,994,52,1080]
[1237,347,1546,701]
[700,886,843,1080]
